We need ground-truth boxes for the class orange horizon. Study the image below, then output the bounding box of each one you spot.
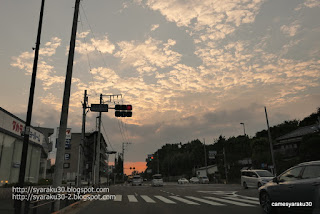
[109,161,147,175]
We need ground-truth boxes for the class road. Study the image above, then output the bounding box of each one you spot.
[71,183,263,214]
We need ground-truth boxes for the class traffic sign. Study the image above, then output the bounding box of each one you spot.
[91,104,109,112]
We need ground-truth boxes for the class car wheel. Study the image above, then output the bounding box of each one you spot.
[243,182,248,189]
[260,191,274,214]
[258,182,262,188]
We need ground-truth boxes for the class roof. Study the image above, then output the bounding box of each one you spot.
[276,124,320,142]
[196,165,217,171]
[297,160,320,166]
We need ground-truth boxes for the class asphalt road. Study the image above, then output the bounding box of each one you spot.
[71,183,263,214]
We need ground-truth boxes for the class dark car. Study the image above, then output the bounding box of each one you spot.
[259,160,320,214]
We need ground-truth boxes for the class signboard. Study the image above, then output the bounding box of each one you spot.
[56,127,72,149]
[65,153,71,160]
[209,151,217,159]
[0,109,44,145]
[91,104,109,112]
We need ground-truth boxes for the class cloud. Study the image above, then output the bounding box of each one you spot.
[114,37,181,74]
[136,0,265,42]
[11,37,64,90]
[150,24,159,31]
[76,32,115,55]
[280,21,301,37]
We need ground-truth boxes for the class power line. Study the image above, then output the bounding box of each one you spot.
[101,120,115,151]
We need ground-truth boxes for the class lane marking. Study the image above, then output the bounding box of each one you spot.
[154,196,176,204]
[141,195,156,203]
[185,196,225,206]
[236,195,259,201]
[204,197,255,207]
[128,195,138,202]
[114,195,122,202]
[223,197,260,205]
[169,196,200,205]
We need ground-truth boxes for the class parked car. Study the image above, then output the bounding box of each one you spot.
[259,160,320,214]
[152,174,163,187]
[189,177,200,184]
[178,178,189,184]
[199,176,209,184]
[241,169,274,189]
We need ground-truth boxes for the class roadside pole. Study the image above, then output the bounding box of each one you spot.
[53,0,81,211]
[16,1,45,213]
[95,94,102,187]
[264,106,277,176]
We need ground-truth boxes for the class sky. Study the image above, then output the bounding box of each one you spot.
[1,0,320,173]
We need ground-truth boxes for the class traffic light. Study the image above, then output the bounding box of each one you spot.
[115,104,132,117]
[149,156,153,161]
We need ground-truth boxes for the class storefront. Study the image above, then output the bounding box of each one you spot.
[0,107,47,185]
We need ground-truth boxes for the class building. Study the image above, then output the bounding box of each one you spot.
[0,107,53,185]
[274,123,320,158]
[62,131,108,185]
[196,165,218,177]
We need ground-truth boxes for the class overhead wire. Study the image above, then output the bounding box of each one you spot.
[78,7,98,97]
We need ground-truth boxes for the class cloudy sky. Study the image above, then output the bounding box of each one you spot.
[1,0,320,170]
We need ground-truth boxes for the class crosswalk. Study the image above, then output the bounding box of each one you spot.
[107,194,259,207]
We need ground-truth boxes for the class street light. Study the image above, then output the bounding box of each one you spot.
[240,123,246,136]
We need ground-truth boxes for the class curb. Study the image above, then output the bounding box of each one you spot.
[52,199,91,214]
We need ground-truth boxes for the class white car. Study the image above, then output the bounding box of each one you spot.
[178,178,189,184]
[241,169,274,189]
[132,175,143,186]
[189,177,200,184]
[199,176,209,184]
[152,174,163,187]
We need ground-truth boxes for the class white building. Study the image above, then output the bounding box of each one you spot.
[0,107,53,185]
[196,165,218,177]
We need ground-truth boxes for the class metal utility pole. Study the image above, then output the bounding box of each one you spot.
[203,138,208,177]
[77,90,88,187]
[53,0,80,211]
[240,122,246,136]
[157,152,160,174]
[95,94,103,187]
[122,142,131,181]
[16,1,45,213]
[264,106,277,176]
[223,147,228,184]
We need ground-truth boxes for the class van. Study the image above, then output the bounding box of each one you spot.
[152,174,163,187]
[132,175,142,186]
[241,169,274,189]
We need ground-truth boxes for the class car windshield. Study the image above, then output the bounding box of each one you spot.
[153,176,162,179]
[256,171,273,177]
[133,176,141,179]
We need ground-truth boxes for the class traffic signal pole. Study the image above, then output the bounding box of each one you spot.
[77,90,88,187]
[95,94,102,187]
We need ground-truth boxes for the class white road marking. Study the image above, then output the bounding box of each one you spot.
[141,195,156,203]
[223,197,260,205]
[154,196,176,204]
[236,195,259,201]
[204,197,255,207]
[128,195,138,202]
[185,196,225,206]
[169,196,200,205]
[114,195,122,202]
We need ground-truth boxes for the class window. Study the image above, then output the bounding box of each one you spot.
[279,167,303,182]
[302,165,320,179]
